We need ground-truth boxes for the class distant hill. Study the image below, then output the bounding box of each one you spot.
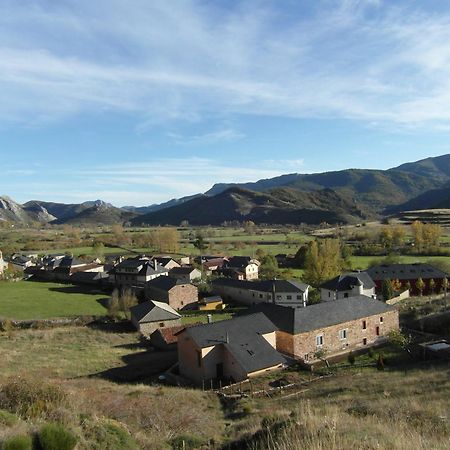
[4,154,450,226]
[131,186,368,226]
[122,194,202,215]
[52,203,137,226]
[0,196,56,224]
[207,155,450,214]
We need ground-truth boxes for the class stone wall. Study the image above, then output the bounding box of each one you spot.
[138,318,181,337]
[276,309,399,362]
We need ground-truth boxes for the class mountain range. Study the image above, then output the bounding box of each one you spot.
[2,154,450,226]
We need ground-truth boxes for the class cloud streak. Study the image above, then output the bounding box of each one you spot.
[2,1,450,128]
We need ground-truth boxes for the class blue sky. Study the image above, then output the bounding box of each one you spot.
[2,0,450,206]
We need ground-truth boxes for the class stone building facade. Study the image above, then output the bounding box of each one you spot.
[146,276,198,310]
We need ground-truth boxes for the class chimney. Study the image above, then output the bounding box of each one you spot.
[272,280,276,304]
[153,258,158,270]
[207,314,213,324]
[225,331,229,344]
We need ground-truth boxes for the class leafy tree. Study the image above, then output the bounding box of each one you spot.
[442,277,448,297]
[294,245,308,269]
[92,242,105,260]
[429,278,436,295]
[107,289,121,319]
[416,277,425,296]
[381,279,394,301]
[303,239,343,287]
[192,231,208,254]
[388,330,412,355]
[119,289,138,320]
[260,254,279,279]
[391,278,402,292]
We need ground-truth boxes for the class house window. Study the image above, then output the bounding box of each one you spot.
[159,322,165,327]
[344,293,349,298]
[196,350,202,367]
[297,295,302,300]
[316,334,324,347]
[363,338,367,345]
[259,294,263,298]
[380,316,384,323]
[286,295,292,300]
[362,320,367,330]
[328,292,331,297]
[376,326,380,336]
[181,301,184,306]
[339,329,348,340]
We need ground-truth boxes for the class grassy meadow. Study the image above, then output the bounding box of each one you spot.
[0,281,108,320]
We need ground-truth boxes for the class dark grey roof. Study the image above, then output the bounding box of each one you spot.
[201,295,223,304]
[58,256,85,268]
[225,256,253,268]
[321,272,375,291]
[181,313,285,373]
[70,272,109,283]
[130,300,181,323]
[146,276,185,291]
[366,263,448,281]
[249,296,395,334]
[169,266,199,275]
[212,278,308,293]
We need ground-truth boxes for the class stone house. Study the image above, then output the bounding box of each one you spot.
[152,256,180,270]
[320,272,376,301]
[108,256,168,288]
[130,300,181,336]
[365,263,448,296]
[212,278,309,308]
[251,296,398,365]
[221,256,260,280]
[176,313,286,384]
[145,276,198,310]
[169,266,202,283]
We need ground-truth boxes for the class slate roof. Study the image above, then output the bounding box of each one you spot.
[146,276,186,291]
[212,278,309,293]
[225,256,259,268]
[110,258,168,276]
[58,256,85,268]
[366,263,448,281]
[170,266,200,275]
[130,300,181,323]
[249,296,395,335]
[200,295,223,304]
[180,313,286,374]
[321,272,375,291]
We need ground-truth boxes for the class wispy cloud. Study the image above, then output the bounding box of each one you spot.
[2,1,450,129]
[4,157,296,206]
[167,128,245,146]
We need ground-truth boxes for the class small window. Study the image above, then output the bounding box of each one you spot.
[181,301,184,306]
[286,295,292,300]
[276,295,282,300]
[376,326,380,336]
[362,320,367,330]
[297,295,302,299]
[259,294,263,298]
[380,316,384,323]
[344,293,349,298]
[328,292,331,297]
[339,329,347,340]
[316,334,324,347]
[363,338,367,345]
[159,322,165,327]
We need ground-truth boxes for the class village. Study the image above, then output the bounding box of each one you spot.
[1,241,448,389]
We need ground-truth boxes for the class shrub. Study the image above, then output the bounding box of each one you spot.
[347,351,355,365]
[82,419,138,450]
[2,434,32,450]
[376,353,385,371]
[38,423,77,450]
[0,409,18,427]
[0,379,67,420]
[170,434,204,450]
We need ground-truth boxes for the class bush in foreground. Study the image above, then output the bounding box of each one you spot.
[38,423,77,450]
[1,434,32,450]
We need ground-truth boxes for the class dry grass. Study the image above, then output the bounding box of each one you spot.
[222,363,450,450]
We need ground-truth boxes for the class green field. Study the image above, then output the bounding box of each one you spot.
[0,281,108,320]
[350,254,450,270]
